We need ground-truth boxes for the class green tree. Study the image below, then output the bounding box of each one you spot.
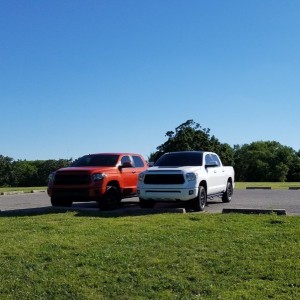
[149,120,234,165]
[286,149,300,181]
[11,160,38,187]
[32,159,71,186]
[0,157,72,187]
[234,141,299,182]
[0,155,13,186]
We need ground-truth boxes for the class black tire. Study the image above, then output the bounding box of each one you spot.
[222,181,233,203]
[98,186,121,211]
[51,197,72,207]
[139,198,155,209]
[192,185,207,212]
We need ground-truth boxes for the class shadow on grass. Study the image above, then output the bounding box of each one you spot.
[0,204,188,218]
[0,206,87,217]
[0,207,71,217]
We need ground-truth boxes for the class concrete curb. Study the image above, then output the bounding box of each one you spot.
[0,191,24,196]
[0,190,46,196]
[222,208,286,215]
[44,207,186,215]
[246,187,272,190]
[126,208,186,214]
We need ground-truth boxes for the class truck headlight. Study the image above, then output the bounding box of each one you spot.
[48,172,56,183]
[138,172,145,182]
[186,172,197,182]
[92,173,107,181]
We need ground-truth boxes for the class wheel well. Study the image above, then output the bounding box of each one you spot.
[227,177,233,184]
[106,180,120,189]
[200,180,207,193]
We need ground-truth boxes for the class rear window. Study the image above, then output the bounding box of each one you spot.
[155,152,203,167]
[71,154,119,167]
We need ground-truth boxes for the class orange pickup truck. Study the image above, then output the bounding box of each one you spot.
[47,153,148,210]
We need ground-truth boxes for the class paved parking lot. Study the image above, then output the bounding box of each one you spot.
[0,189,299,215]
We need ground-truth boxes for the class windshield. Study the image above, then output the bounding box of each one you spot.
[154,152,203,167]
[71,154,119,167]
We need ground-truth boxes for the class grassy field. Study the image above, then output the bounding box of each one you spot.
[0,211,299,299]
[235,182,300,190]
[0,186,47,194]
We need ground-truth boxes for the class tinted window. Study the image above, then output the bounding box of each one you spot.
[71,154,119,167]
[205,154,214,165]
[155,152,203,167]
[211,154,221,166]
[121,156,132,166]
[132,156,145,168]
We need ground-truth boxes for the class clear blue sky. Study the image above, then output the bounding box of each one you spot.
[1,0,299,160]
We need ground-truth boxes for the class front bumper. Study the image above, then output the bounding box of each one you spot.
[137,187,199,201]
[48,187,106,201]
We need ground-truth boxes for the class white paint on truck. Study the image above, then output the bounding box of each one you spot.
[137,151,235,211]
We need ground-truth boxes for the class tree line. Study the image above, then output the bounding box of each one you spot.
[148,120,300,182]
[0,157,71,187]
[1,119,300,187]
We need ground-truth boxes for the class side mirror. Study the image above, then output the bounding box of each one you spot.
[205,161,218,168]
[148,162,154,167]
[120,161,133,168]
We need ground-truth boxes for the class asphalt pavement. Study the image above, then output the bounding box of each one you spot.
[0,189,299,215]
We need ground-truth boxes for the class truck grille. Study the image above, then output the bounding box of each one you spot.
[54,172,91,185]
[144,174,185,185]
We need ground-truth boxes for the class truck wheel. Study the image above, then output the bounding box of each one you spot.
[222,181,233,203]
[192,185,206,212]
[51,197,72,207]
[139,198,155,209]
[98,186,121,211]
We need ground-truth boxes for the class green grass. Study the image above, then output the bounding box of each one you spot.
[0,211,299,299]
[235,182,300,190]
[0,186,47,193]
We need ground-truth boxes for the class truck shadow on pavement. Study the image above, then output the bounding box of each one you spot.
[0,200,224,218]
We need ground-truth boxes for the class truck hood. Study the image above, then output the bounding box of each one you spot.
[147,166,200,174]
[56,166,117,174]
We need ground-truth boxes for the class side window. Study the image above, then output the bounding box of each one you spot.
[211,154,221,166]
[121,156,132,167]
[205,154,213,165]
[132,156,145,168]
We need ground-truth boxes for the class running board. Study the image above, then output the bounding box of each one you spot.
[207,192,224,200]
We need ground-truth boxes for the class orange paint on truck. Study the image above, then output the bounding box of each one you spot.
[47,153,147,210]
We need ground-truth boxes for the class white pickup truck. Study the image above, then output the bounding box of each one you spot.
[137,151,234,211]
